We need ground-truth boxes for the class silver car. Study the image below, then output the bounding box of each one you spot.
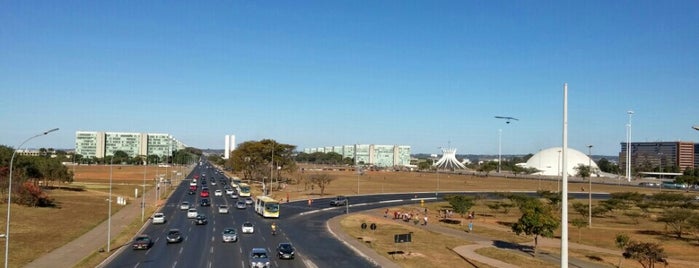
[249,248,270,268]
[221,228,238,243]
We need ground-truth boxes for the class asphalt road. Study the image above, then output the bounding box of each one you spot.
[105,162,612,268]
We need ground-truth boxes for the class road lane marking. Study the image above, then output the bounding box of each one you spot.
[133,263,140,268]
[171,261,177,268]
[179,247,183,255]
[210,246,214,254]
[303,259,319,268]
[379,199,403,203]
[410,197,437,201]
[349,203,368,207]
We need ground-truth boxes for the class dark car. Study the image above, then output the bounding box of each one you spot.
[188,189,195,195]
[277,242,296,259]
[194,214,208,225]
[166,229,183,243]
[330,196,348,206]
[132,235,153,250]
[200,198,211,207]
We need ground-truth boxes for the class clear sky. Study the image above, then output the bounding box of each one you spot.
[1,1,698,156]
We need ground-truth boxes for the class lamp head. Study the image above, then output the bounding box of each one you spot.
[693,125,699,131]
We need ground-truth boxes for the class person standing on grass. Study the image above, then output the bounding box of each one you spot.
[468,221,473,232]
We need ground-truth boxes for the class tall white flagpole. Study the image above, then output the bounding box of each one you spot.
[561,83,569,267]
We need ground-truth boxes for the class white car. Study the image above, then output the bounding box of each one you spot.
[241,222,254,234]
[152,212,166,224]
[187,208,198,218]
[214,190,223,196]
[225,188,234,195]
[218,205,229,214]
[179,201,190,210]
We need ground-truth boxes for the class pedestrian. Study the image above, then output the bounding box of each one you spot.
[384,209,389,218]
[424,207,428,215]
[423,216,428,226]
[394,211,398,219]
[468,221,473,232]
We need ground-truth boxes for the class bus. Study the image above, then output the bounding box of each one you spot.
[238,183,251,197]
[255,196,280,218]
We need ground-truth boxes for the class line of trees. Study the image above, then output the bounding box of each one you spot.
[295,152,354,165]
[225,139,297,186]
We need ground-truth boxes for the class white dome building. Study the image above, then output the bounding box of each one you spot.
[525,147,599,176]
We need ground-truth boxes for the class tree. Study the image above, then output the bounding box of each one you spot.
[478,161,498,176]
[615,233,630,268]
[571,218,588,242]
[308,174,335,196]
[511,197,560,254]
[574,163,592,180]
[572,202,589,218]
[445,195,475,217]
[597,158,619,174]
[623,241,667,268]
[228,139,297,183]
[657,208,695,239]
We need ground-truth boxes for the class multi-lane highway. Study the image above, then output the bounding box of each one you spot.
[105,163,308,268]
[105,161,611,268]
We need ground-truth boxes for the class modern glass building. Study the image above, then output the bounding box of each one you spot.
[75,131,186,159]
[303,144,411,167]
[619,141,695,172]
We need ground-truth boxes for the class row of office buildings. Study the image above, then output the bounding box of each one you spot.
[620,141,699,172]
[303,144,411,167]
[75,131,186,159]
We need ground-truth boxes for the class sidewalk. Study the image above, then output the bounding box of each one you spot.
[24,187,158,268]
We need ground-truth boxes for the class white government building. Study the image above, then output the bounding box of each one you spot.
[303,144,411,167]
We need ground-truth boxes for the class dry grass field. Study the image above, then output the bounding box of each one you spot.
[2,164,697,267]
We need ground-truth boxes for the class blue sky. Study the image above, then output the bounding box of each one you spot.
[1,1,698,156]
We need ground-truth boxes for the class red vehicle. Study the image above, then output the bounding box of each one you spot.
[200,189,209,198]
[189,185,197,191]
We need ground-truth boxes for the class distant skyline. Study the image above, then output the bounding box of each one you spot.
[2,1,698,156]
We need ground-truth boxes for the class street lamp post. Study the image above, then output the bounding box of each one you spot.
[626,111,634,182]
[141,157,147,223]
[107,157,113,253]
[498,129,502,173]
[557,149,562,192]
[5,128,58,268]
[587,145,593,228]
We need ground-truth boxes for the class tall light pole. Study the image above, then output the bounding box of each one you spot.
[626,111,634,182]
[498,129,502,173]
[560,83,569,267]
[557,149,562,192]
[5,128,58,268]
[141,156,147,223]
[587,145,593,228]
[107,157,113,253]
[494,116,519,174]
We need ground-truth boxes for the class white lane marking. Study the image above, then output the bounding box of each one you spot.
[133,263,140,268]
[349,203,368,207]
[240,261,244,267]
[379,199,403,204]
[239,248,243,254]
[211,236,215,242]
[410,197,437,201]
[210,246,214,254]
[208,261,212,268]
[303,259,319,268]
[171,261,177,268]
[298,210,320,216]
[325,220,380,267]
[179,247,183,255]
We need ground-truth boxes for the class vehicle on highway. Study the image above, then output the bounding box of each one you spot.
[179,201,190,210]
[238,183,251,197]
[194,214,208,225]
[132,235,153,250]
[210,180,216,185]
[188,189,195,195]
[166,229,183,244]
[187,208,198,218]
[152,212,166,224]
[277,242,296,259]
[254,196,280,218]
[245,197,254,205]
[242,222,254,234]
[230,192,239,199]
[249,248,271,268]
[200,198,211,207]
[221,228,238,242]
[330,196,348,206]
[639,182,660,187]
[236,200,247,209]
[200,188,210,198]
[225,188,234,195]
[214,189,223,196]
[218,205,229,214]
